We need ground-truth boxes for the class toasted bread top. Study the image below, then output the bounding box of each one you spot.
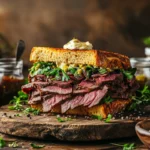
[30,47,131,69]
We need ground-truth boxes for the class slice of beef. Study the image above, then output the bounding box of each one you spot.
[38,85,72,95]
[61,100,71,113]
[95,73,123,85]
[42,94,70,112]
[52,80,73,87]
[22,83,34,93]
[73,88,90,94]
[88,85,108,108]
[28,96,41,104]
[78,80,99,90]
[71,96,83,109]
[83,91,97,106]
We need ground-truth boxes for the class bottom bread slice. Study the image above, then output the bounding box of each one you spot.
[31,99,131,118]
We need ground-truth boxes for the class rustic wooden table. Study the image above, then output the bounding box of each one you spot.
[0,133,147,150]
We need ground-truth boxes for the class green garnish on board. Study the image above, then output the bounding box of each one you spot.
[129,85,150,110]
[8,90,40,115]
[0,137,6,148]
[30,143,45,149]
[111,143,136,150]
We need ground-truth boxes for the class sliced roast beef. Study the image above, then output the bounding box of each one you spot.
[78,80,99,90]
[83,91,97,106]
[95,73,123,85]
[42,94,70,112]
[71,96,83,109]
[52,80,73,87]
[38,85,72,95]
[88,86,108,107]
[22,83,34,93]
[28,96,41,104]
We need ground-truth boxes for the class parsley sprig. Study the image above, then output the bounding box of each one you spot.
[8,90,40,115]
[30,143,45,149]
[8,91,28,111]
[121,68,136,80]
[111,143,136,150]
[129,85,150,110]
[0,137,6,148]
[57,117,72,122]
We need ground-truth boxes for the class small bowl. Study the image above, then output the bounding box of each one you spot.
[135,120,150,148]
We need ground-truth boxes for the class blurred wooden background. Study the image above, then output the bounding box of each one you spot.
[0,0,150,64]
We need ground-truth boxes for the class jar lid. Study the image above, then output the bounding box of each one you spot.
[145,47,150,56]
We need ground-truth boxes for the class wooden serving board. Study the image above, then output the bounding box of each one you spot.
[0,105,147,141]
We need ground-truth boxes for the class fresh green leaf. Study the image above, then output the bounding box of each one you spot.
[143,36,150,47]
[62,70,70,81]
[92,115,103,120]
[104,114,112,123]
[8,141,19,148]
[57,117,72,122]
[0,137,6,148]
[30,143,45,149]
[98,68,107,74]
[111,143,135,150]
[129,85,150,110]
[24,107,40,115]
[121,68,136,80]
[103,96,113,104]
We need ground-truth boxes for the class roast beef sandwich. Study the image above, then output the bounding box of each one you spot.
[22,39,139,118]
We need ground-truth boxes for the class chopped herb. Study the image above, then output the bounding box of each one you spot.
[62,70,70,81]
[8,90,28,111]
[129,85,150,110]
[57,117,72,122]
[68,67,77,74]
[103,96,113,104]
[121,68,136,80]
[0,137,6,148]
[104,114,112,123]
[111,143,136,150]
[30,143,45,149]
[8,141,19,148]
[92,115,103,120]
[98,68,107,74]
[24,107,40,115]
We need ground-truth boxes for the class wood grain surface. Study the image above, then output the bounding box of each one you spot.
[0,105,147,141]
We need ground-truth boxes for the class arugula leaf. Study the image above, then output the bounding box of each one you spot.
[129,85,150,110]
[62,70,70,81]
[104,114,112,123]
[30,143,45,149]
[68,67,77,74]
[24,107,40,115]
[103,96,113,104]
[121,68,136,80]
[98,68,107,74]
[8,90,28,111]
[8,141,19,148]
[0,137,6,148]
[92,115,103,120]
[111,143,136,150]
[57,117,72,122]
[143,36,150,47]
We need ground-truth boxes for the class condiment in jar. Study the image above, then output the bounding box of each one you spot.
[0,58,24,106]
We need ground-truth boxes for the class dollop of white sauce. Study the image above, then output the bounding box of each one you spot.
[63,38,93,50]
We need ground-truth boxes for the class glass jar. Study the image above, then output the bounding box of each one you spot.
[130,58,150,87]
[0,58,24,106]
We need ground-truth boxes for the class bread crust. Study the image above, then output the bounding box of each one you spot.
[30,47,131,69]
[31,99,131,119]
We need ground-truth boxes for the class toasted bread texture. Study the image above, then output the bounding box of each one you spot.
[30,47,131,69]
[31,99,131,118]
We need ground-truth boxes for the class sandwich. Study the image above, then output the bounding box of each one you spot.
[22,39,139,118]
